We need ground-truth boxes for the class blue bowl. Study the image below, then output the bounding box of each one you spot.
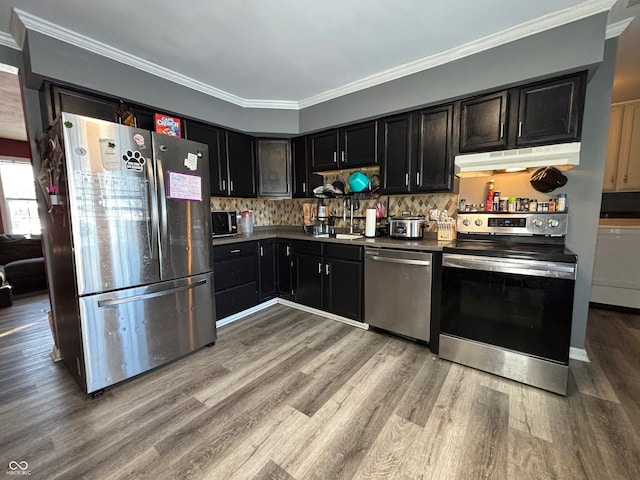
[348,172,369,192]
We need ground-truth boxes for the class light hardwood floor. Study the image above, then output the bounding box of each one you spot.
[1,294,640,479]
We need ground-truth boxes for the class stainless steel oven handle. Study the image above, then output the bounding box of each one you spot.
[442,254,576,280]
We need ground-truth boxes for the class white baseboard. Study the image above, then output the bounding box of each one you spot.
[216,299,277,327]
[216,298,369,330]
[569,347,590,363]
[276,298,369,330]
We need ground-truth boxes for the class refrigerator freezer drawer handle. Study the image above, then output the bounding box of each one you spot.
[97,279,207,308]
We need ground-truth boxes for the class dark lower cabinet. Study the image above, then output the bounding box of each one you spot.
[291,240,363,321]
[258,239,277,300]
[277,240,294,299]
[213,242,258,321]
[323,244,363,321]
[292,241,324,309]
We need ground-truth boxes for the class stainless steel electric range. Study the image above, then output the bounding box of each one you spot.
[440,211,577,395]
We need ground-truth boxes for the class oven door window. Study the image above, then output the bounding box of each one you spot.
[441,266,574,363]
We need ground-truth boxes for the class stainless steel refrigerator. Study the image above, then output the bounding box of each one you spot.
[44,112,215,395]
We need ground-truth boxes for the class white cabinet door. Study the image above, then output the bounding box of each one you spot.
[616,102,640,191]
[603,105,624,191]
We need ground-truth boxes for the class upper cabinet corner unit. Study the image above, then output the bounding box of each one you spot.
[309,120,378,171]
[457,71,586,154]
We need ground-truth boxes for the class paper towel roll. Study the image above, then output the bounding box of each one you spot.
[365,208,377,237]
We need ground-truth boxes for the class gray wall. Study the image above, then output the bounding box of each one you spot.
[565,38,617,348]
[24,32,299,135]
[299,13,608,133]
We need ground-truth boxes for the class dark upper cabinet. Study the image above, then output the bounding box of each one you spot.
[339,121,378,168]
[184,121,228,196]
[309,129,340,171]
[414,105,454,192]
[130,106,156,131]
[226,131,257,197]
[292,137,322,198]
[277,240,294,299]
[309,121,378,171]
[458,90,509,153]
[513,73,585,148]
[379,113,414,194]
[44,84,119,126]
[258,239,277,301]
[257,138,291,198]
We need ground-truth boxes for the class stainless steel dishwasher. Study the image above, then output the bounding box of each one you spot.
[364,248,432,342]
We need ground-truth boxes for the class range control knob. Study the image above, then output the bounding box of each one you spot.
[548,219,560,228]
[462,219,471,227]
[532,218,544,228]
[475,219,483,226]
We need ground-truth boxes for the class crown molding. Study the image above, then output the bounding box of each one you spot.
[298,0,616,108]
[14,9,258,109]
[14,0,615,111]
[605,17,634,39]
[0,31,20,50]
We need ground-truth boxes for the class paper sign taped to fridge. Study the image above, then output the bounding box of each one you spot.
[184,152,198,171]
[167,171,202,201]
[99,138,119,170]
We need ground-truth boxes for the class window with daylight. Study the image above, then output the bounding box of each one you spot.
[0,159,41,235]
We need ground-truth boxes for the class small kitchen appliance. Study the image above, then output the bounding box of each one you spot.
[389,215,426,239]
[440,211,577,395]
[211,210,238,237]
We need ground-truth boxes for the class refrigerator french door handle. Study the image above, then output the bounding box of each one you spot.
[156,157,168,259]
[97,279,207,308]
[146,158,158,259]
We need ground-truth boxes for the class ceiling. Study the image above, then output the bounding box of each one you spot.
[0,0,638,143]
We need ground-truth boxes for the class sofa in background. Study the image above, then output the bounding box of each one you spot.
[0,234,47,297]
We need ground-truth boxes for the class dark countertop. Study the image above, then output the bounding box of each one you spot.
[211,226,450,252]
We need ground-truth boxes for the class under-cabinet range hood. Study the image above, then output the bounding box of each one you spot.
[454,142,581,178]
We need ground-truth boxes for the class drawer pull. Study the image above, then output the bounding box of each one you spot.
[230,249,241,253]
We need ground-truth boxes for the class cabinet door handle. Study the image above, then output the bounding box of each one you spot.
[325,264,330,275]
[500,123,505,139]
[341,151,346,163]
[318,262,322,274]
[302,182,306,193]
[518,121,523,137]
[222,179,226,191]
[624,174,628,184]
[230,249,241,254]
[230,180,234,192]
[333,152,337,163]
[405,173,409,186]
[260,246,264,257]
[286,245,291,256]
[287,183,290,193]
[416,172,420,185]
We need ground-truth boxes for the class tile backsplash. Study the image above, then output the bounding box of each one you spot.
[210,193,458,232]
